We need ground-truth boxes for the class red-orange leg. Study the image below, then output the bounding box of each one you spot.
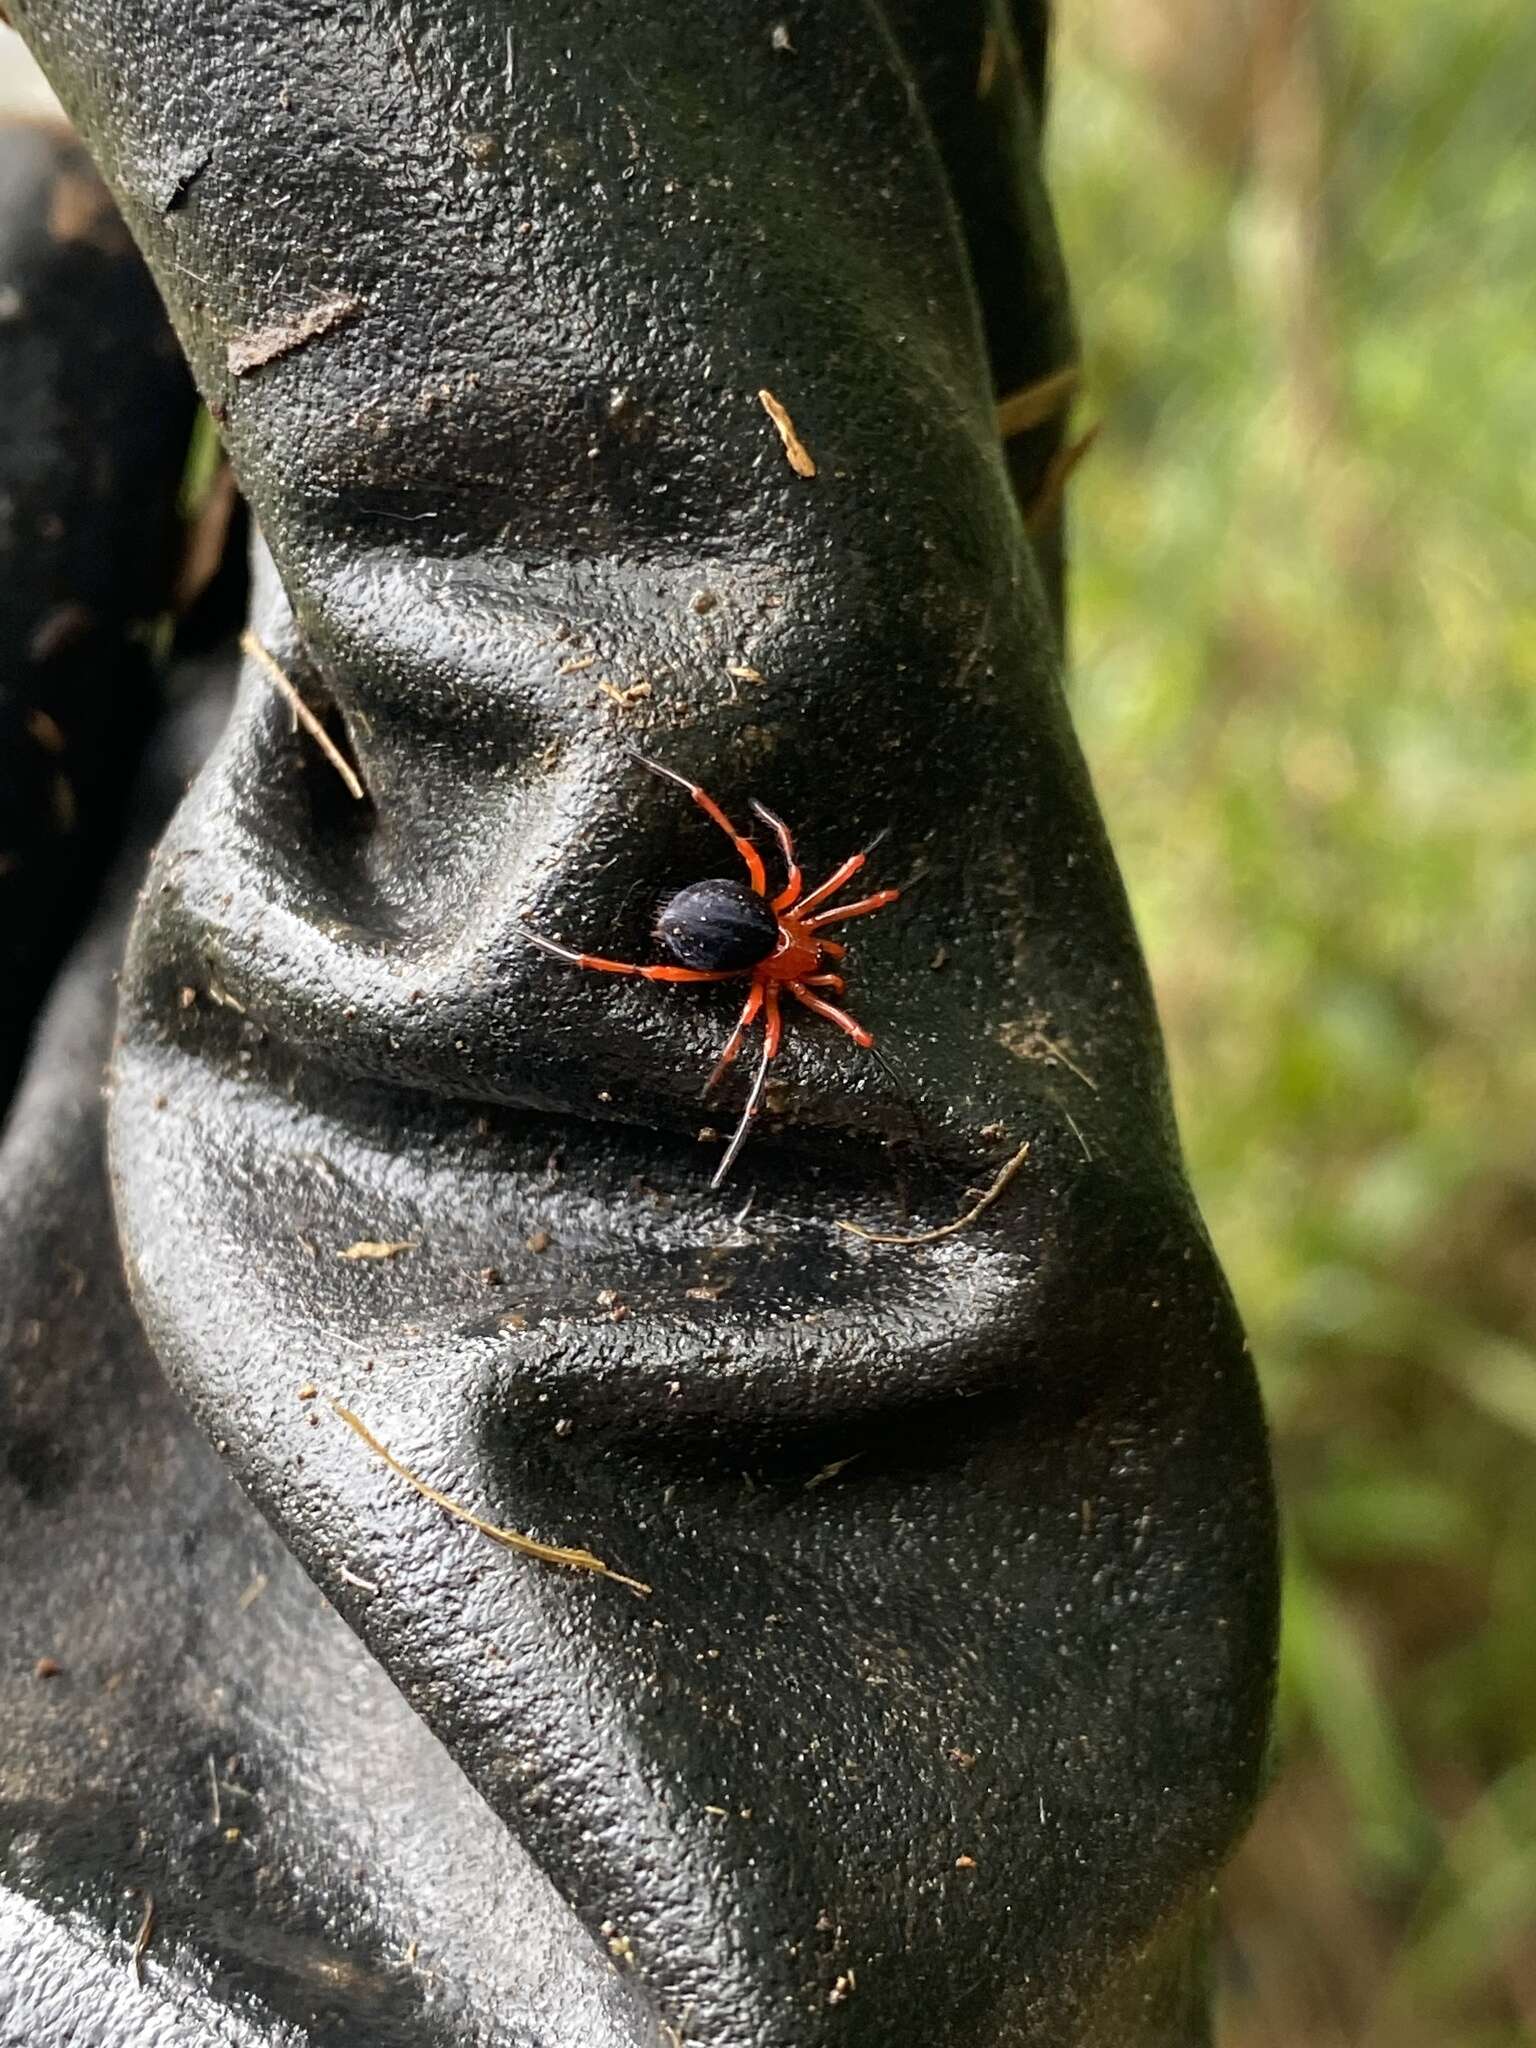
[750,798,802,911]
[627,748,767,897]
[803,887,901,932]
[517,928,741,983]
[795,850,868,919]
[788,981,874,1048]
[703,982,764,1097]
[713,985,782,1188]
[799,972,846,993]
[763,985,782,1058]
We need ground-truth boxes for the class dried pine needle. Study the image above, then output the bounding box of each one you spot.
[329,1402,651,1597]
[240,629,366,801]
[757,388,817,477]
[995,363,1080,440]
[837,1140,1031,1248]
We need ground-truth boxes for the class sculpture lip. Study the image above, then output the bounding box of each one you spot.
[136,873,1014,1181]
[110,989,1106,1439]
[112,738,1189,1440]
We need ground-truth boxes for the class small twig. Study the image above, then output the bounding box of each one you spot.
[757,388,817,477]
[1026,423,1102,535]
[336,1238,417,1261]
[207,1754,221,1829]
[128,1891,155,1987]
[837,1140,1031,1248]
[804,1454,862,1492]
[330,1402,651,1597]
[995,363,1080,441]
[240,629,366,801]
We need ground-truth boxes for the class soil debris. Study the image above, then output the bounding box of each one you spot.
[336,1238,417,1261]
[758,388,817,477]
[599,676,652,707]
[227,292,363,376]
[999,1020,1098,1091]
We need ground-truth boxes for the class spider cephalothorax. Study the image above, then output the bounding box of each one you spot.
[519,749,900,1184]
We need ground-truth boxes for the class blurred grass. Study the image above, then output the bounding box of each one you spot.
[1049,1,1536,2040]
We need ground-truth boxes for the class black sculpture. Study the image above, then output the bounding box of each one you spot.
[0,6,1278,2042]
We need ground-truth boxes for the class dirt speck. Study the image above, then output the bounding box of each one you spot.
[227,293,363,376]
[758,388,817,477]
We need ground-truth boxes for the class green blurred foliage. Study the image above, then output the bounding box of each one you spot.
[1049,1,1536,2039]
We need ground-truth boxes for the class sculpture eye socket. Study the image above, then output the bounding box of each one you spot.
[655,878,779,972]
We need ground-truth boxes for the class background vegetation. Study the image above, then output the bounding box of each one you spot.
[1052,3,1536,2041]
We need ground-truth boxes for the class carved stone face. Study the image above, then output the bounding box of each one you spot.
[8,0,1277,2038]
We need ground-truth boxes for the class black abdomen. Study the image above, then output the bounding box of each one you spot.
[656,878,778,972]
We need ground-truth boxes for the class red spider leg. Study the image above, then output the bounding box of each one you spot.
[817,938,847,961]
[787,981,874,1048]
[516,928,739,983]
[625,748,767,896]
[802,887,901,932]
[712,984,781,1188]
[793,850,867,919]
[749,798,802,911]
[798,972,846,993]
[703,981,764,1097]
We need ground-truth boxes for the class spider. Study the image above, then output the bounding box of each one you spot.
[518,749,900,1186]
